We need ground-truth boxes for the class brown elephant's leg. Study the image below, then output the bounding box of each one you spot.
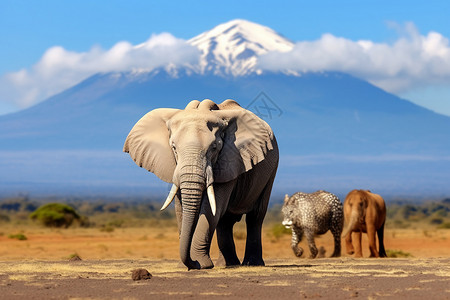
[367,225,379,258]
[377,222,387,257]
[345,233,355,255]
[216,212,241,266]
[354,231,363,257]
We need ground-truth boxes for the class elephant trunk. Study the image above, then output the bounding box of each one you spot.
[179,174,204,270]
[342,208,359,238]
[177,151,216,269]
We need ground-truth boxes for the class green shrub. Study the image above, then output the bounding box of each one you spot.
[0,214,10,223]
[30,203,80,228]
[386,249,412,258]
[270,223,291,240]
[9,233,27,240]
[430,217,443,225]
[438,222,450,229]
[100,225,115,232]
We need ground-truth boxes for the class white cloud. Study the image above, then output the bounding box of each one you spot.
[2,22,450,115]
[258,22,450,95]
[0,33,200,110]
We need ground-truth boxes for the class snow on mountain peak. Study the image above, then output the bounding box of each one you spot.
[188,19,294,76]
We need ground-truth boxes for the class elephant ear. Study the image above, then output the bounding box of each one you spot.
[213,100,275,183]
[123,108,180,183]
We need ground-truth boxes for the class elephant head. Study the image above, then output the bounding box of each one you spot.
[342,190,369,238]
[124,99,274,269]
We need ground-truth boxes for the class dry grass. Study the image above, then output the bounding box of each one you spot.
[0,222,449,261]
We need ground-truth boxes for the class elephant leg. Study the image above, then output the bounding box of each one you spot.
[345,233,355,255]
[377,222,387,258]
[190,185,232,269]
[330,226,342,257]
[242,176,274,266]
[367,225,379,258]
[242,209,265,266]
[291,227,304,257]
[216,212,242,267]
[354,231,363,258]
[305,230,318,258]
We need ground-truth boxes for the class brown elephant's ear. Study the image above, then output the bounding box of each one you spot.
[213,102,275,183]
[123,108,180,183]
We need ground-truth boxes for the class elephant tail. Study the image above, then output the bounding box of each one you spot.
[342,209,359,238]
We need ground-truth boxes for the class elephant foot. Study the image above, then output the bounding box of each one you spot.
[198,258,214,269]
[215,254,240,267]
[346,249,355,255]
[242,257,265,266]
[187,254,214,270]
[215,254,226,267]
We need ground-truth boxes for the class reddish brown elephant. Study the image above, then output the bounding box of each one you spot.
[342,190,387,258]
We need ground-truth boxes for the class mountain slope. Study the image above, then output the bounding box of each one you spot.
[0,19,449,198]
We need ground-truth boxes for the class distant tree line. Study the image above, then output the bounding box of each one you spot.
[0,196,449,229]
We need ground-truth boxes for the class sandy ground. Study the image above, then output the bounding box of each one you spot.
[0,225,449,299]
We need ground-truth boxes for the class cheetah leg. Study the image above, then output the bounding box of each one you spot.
[330,204,343,257]
[291,227,304,257]
[305,230,318,258]
[330,226,342,257]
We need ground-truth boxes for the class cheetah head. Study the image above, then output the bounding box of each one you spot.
[281,194,295,229]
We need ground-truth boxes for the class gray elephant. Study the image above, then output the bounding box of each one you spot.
[282,190,343,258]
[124,99,279,269]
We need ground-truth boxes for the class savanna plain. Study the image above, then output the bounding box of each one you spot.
[0,197,449,299]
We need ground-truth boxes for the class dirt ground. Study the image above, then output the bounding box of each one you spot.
[0,225,449,299]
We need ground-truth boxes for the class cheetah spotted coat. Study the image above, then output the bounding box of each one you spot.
[282,190,343,258]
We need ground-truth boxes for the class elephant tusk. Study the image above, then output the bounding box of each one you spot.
[160,184,178,211]
[207,185,216,216]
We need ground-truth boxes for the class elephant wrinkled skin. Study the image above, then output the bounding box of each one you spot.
[124,99,279,269]
[342,189,387,258]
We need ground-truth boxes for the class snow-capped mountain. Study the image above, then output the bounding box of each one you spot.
[1,19,450,198]
[188,19,294,76]
[127,19,294,79]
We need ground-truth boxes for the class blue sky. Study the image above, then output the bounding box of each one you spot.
[2,0,450,115]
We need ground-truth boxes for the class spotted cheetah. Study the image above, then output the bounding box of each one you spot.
[282,190,343,258]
